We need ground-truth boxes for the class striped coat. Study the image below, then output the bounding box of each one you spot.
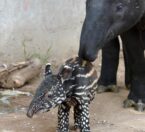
[27,57,98,132]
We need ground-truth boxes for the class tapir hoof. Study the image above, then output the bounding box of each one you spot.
[123,99,145,112]
[96,85,119,93]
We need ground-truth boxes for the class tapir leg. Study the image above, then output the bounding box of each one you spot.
[74,105,81,130]
[97,37,120,93]
[121,26,145,111]
[79,103,90,132]
[57,103,70,132]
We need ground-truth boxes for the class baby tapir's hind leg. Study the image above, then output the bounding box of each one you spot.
[74,103,90,132]
[57,103,71,132]
[74,105,81,130]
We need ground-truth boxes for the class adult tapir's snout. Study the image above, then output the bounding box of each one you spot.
[79,0,111,62]
[78,43,98,62]
[79,19,107,62]
[79,17,109,62]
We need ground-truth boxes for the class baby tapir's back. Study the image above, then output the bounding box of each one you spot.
[59,57,98,104]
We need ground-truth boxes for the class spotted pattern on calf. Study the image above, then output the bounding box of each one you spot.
[27,57,98,132]
[57,57,97,132]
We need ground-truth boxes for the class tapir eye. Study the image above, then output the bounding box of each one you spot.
[45,91,53,98]
[116,3,124,12]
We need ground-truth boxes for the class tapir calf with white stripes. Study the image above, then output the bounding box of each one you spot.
[27,57,97,132]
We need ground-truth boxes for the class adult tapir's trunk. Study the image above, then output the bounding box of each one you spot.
[79,16,110,61]
[79,0,145,61]
[79,0,110,61]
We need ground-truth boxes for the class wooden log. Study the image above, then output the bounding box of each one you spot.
[0,61,30,79]
[2,58,42,88]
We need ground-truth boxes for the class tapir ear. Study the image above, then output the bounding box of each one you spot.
[59,65,73,81]
[45,63,52,76]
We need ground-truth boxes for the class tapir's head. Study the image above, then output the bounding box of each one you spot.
[27,60,79,118]
[27,64,66,118]
[79,0,145,61]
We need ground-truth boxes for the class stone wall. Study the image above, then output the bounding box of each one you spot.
[0,0,85,64]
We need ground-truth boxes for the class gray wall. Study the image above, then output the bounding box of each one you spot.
[0,0,85,63]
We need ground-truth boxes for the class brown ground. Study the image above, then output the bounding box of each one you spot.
[0,53,145,132]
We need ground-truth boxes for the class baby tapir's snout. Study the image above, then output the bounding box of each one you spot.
[27,91,52,118]
[27,64,66,118]
[27,107,33,118]
[27,103,35,118]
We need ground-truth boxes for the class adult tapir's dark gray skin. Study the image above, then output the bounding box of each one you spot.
[79,0,145,111]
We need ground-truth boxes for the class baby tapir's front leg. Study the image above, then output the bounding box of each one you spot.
[57,103,71,132]
[74,105,81,130]
[74,103,90,132]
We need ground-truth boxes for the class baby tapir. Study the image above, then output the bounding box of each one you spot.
[27,57,98,132]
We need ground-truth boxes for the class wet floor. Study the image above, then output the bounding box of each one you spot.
[0,90,32,115]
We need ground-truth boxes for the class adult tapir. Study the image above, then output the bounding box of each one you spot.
[79,0,145,111]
